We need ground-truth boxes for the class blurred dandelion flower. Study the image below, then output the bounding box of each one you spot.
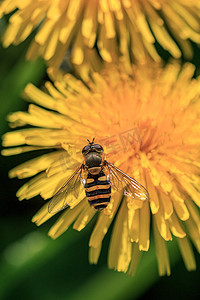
[2,62,200,276]
[0,0,200,67]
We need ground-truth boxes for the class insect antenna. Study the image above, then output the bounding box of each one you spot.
[87,137,95,145]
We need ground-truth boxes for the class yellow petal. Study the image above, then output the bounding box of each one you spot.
[172,199,190,221]
[128,243,142,276]
[145,171,159,214]
[89,192,122,248]
[73,204,96,231]
[159,191,173,220]
[177,177,200,207]
[168,213,186,238]
[153,219,171,276]
[32,202,56,226]
[177,237,196,271]
[154,207,172,241]
[139,201,150,251]
[108,201,132,272]
[185,198,200,233]
[89,245,102,264]
[48,199,86,239]
[129,209,139,243]
[185,218,200,253]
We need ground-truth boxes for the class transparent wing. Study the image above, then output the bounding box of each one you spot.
[104,160,149,201]
[48,165,84,213]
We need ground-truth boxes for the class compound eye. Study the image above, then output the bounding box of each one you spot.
[82,145,90,154]
[93,144,103,152]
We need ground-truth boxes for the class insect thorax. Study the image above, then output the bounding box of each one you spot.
[85,152,103,175]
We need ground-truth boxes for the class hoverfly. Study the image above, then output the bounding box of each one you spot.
[48,138,149,213]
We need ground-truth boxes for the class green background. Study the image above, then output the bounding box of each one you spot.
[0,14,200,300]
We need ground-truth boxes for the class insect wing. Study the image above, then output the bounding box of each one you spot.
[105,161,149,201]
[48,165,83,213]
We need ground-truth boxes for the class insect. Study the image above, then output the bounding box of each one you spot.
[48,138,149,213]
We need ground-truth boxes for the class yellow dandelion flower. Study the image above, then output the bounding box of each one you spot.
[0,0,200,67]
[2,62,200,276]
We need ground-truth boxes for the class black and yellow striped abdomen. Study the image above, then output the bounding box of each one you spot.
[84,170,111,210]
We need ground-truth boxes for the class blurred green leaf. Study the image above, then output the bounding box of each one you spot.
[0,55,45,134]
[0,225,181,300]
[0,228,81,298]
[67,240,180,300]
